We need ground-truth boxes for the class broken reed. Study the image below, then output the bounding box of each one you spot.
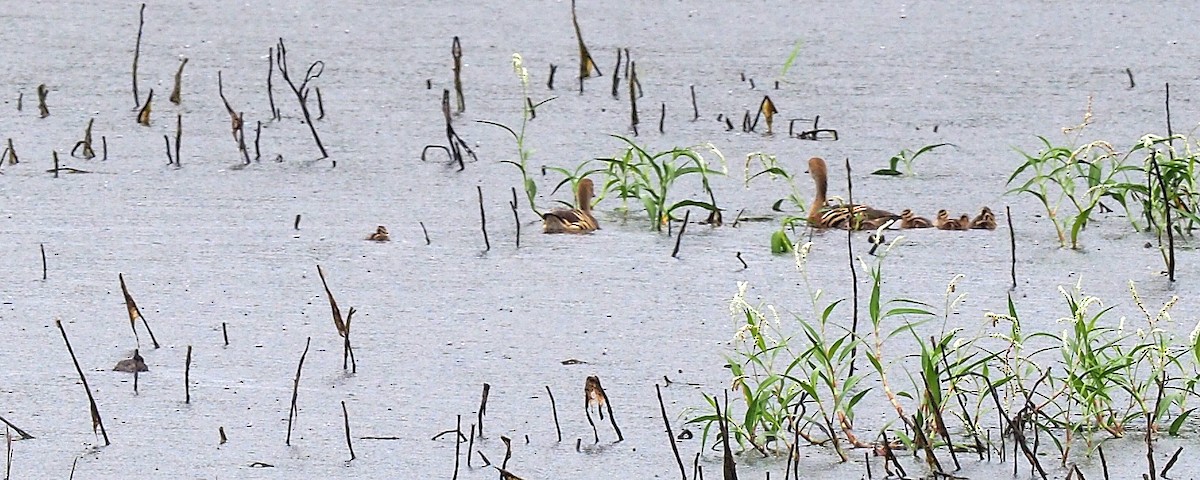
[170,57,187,104]
[477,186,490,251]
[131,3,146,107]
[184,345,192,403]
[342,401,356,461]
[71,119,96,159]
[137,89,153,125]
[119,272,160,349]
[267,47,280,120]
[656,384,687,479]
[275,38,328,158]
[421,89,477,171]
[570,0,600,92]
[37,84,48,117]
[56,320,110,445]
[316,265,356,372]
[452,36,465,113]
[285,337,312,446]
[545,386,562,442]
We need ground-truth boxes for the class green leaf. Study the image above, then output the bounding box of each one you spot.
[872,168,903,176]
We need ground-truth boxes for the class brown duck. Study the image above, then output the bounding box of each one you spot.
[936,210,971,231]
[900,209,933,229]
[543,178,599,234]
[970,207,997,230]
[807,157,897,230]
[367,225,390,241]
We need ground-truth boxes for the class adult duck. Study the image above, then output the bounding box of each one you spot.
[807,157,897,230]
[543,178,599,234]
[900,209,933,229]
[936,210,971,231]
[970,207,997,230]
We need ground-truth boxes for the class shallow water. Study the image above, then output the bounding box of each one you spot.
[2,1,1200,478]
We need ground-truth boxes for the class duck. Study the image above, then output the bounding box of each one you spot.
[113,350,148,373]
[900,209,933,229]
[543,178,599,233]
[367,225,390,241]
[936,210,971,231]
[970,207,997,230]
[807,157,898,230]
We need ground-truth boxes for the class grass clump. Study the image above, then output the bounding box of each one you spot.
[595,135,725,231]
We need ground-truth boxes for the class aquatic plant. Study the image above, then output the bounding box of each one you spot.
[871,143,952,177]
[596,135,724,231]
[743,152,810,253]
[478,53,556,216]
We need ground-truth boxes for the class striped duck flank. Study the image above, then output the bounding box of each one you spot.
[935,210,970,231]
[900,209,933,229]
[367,225,390,241]
[543,178,599,234]
[807,157,897,230]
[970,206,997,230]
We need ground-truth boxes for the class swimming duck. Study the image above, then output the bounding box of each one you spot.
[936,210,970,231]
[970,207,997,230]
[543,178,599,234]
[900,209,933,229]
[113,350,148,373]
[807,157,898,230]
[367,225,390,241]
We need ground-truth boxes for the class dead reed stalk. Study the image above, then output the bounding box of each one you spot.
[285,337,312,446]
[477,383,491,438]
[169,57,188,104]
[316,265,356,372]
[342,401,356,461]
[70,119,96,159]
[452,37,465,113]
[137,90,152,126]
[36,84,48,118]
[655,384,686,479]
[131,3,145,107]
[55,320,110,446]
[119,273,160,349]
[184,345,192,403]
[275,38,328,159]
[545,386,561,442]
[421,90,477,171]
[570,0,600,92]
[584,376,623,441]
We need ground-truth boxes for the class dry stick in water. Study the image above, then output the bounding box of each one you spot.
[293,214,301,230]
[1007,206,1016,289]
[628,61,639,136]
[285,337,312,446]
[137,90,153,126]
[184,345,192,403]
[655,384,686,479]
[419,221,430,245]
[130,3,146,106]
[690,85,699,121]
[254,121,262,161]
[316,265,356,372]
[236,112,250,164]
[101,137,107,161]
[71,118,96,159]
[452,36,465,113]
[610,48,622,98]
[119,273,160,348]
[15,92,21,111]
[218,427,227,445]
[342,401,356,461]
[36,84,48,118]
[55,320,110,446]
[545,386,562,442]
[52,151,59,178]
[671,210,690,258]
[1126,68,1135,89]
[477,186,490,251]
[500,436,513,469]
[40,243,47,280]
[314,87,325,120]
[718,391,737,480]
[452,415,461,479]
[221,322,229,346]
[163,136,173,165]
[547,64,557,90]
[477,383,491,438]
[658,102,665,133]
[174,114,181,166]
[275,38,328,158]
[169,57,188,104]
[1161,446,1182,478]
[3,138,17,164]
[420,90,477,171]
[267,47,280,120]
[570,0,600,92]
[1099,444,1110,480]
[0,416,32,440]
[509,187,520,248]
[466,424,476,467]
[844,159,861,376]
[1158,82,1176,282]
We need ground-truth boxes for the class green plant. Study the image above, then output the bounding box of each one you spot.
[596,135,725,231]
[871,143,953,177]
[744,152,810,253]
[478,53,556,216]
[1006,136,1142,249]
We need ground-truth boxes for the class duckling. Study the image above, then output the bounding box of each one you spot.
[936,210,970,231]
[543,178,599,233]
[970,207,997,230]
[900,209,933,229]
[113,350,148,373]
[367,225,390,241]
[807,157,898,230]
